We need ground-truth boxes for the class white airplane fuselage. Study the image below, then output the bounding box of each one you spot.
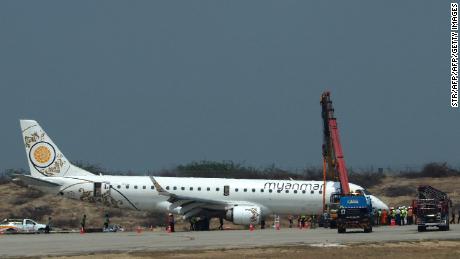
[36,175,386,216]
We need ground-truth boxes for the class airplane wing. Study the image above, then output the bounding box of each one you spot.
[12,174,62,188]
[150,176,260,218]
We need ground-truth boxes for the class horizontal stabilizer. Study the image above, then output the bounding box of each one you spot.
[13,174,61,188]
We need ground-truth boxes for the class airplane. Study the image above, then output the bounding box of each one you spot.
[16,120,388,228]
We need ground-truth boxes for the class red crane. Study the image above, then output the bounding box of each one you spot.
[320,91,350,196]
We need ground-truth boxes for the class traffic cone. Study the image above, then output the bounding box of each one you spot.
[166,226,171,233]
[390,219,396,227]
[136,226,142,234]
[275,223,280,230]
[249,224,255,231]
[80,227,85,234]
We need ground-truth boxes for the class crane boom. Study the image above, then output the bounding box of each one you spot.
[320,91,350,195]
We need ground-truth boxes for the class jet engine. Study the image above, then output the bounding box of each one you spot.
[226,206,261,225]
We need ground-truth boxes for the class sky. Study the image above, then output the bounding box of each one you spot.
[0,1,457,173]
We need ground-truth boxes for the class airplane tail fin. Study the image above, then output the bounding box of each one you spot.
[20,120,94,177]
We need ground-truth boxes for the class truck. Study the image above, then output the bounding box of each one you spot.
[413,185,450,232]
[336,193,373,233]
[0,218,47,234]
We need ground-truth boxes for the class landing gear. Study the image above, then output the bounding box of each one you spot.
[418,226,426,232]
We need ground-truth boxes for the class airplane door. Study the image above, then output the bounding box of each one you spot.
[224,185,230,196]
[94,182,110,198]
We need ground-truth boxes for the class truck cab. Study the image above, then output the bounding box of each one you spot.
[336,193,373,233]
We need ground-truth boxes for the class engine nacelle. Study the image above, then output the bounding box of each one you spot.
[226,206,261,225]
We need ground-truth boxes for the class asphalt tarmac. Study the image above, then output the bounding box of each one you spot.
[1,225,459,258]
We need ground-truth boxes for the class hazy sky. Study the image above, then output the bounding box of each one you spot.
[0,1,457,172]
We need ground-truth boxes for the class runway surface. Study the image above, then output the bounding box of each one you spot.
[1,225,460,257]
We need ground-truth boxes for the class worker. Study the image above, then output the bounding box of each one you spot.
[388,207,396,224]
[104,213,110,230]
[401,207,407,226]
[395,207,401,225]
[288,215,293,228]
[81,214,86,232]
[377,209,382,225]
[323,210,329,228]
[311,215,316,229]
[407,207,413,225]
[218,217,224,230]
[189,217,196,231]
[381,209,387,225]
[168,213,175,232]
[450,210,456,224]
[300,215,306,228]
[45,216,52,234]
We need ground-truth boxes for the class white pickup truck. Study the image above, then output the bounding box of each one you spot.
[0,219,47,233]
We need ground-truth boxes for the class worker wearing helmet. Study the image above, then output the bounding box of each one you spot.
[401,207,407,226]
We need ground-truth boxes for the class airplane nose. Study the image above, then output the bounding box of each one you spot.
[370,195,389,211]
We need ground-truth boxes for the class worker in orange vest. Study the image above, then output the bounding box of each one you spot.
[381,209,388,225]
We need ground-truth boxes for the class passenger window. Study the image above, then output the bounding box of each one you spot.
[173,187,177,190]
[252,189,255,192]
[277,190,281,193]
[235,188,239,192]
[269,189,273,193]
[134,186,138,189]
[207,187,210,191]
[244,188,247,192]
[181,187,185,191]
[142,186,146,189]
[190,187,193,191]
[166,186,170,190]
[198,187,201,191]
[216,188,220,191]
[126,185,129,189]
[151,186,155,190]
[117,185,121,189]
[311,191,314,194]
[319,191,322,194]
[285,190,289,193]
[260,189,264,192]
[302,190,306,194]
[294,190,298,194]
